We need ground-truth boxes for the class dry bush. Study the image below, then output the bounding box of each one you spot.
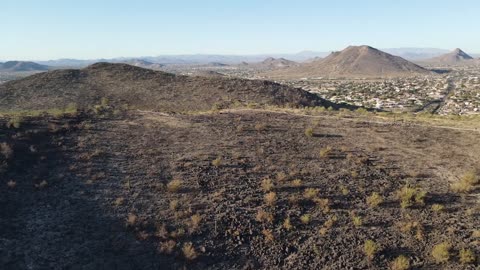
[340,185,350,196]
[189,214,202,233]
[262,229,274,242]
[283,217,293,231]
[397,220,424,241]
[366,192,384,208]
[182,242,198,260]
[451,171,478,193]
[276,172,287,183]
[170,228,186,239]
[352,214,362,227]
[261,178,274,192]
[256,209,274,224]
[390,255,410,270]
[0,143,13,159]
[473,230,480,238]
[291,179,302,187]
[167,179,182,193]
[113,197,124,206]
[288,194,299,205]
[158,240,176,254]
[303,188,320,200]
[7,180,16,188]
[363,240,379,260]
[126,213,137,227]
[319,146,332,158]
[431,242,451,263]
[300,214,311,224]
[431,204,445,212]
[254,123,266,132]
[305,127,314,137]
[169,199,179,211]
[212,156,222,167]
[155,224,169,239]
[264,192,277,206]
[6,116,22,129]
[313,198,330,213]
[396,184,426,208]
[459,248,476,264]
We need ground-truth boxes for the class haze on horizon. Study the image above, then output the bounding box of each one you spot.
[1,0,479,61]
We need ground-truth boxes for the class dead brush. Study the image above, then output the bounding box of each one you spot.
[319,146,332,158]
[303,188,320,200]
[0,142,13,159]
[188,213,202,233]
[256,209,274,224]
[396,184,426,208]
[261,178,274,192]
[451,171,479,193]
[264,192,277,206]
[158,240,176,254]
[313,198,331,213]
[167,179,182,193]
[182,242,198,260]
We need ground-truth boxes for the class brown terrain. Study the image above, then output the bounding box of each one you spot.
[263,46,434,79]
[422,49,474,65]
[0,63,479,269]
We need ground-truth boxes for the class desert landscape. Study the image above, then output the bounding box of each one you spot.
[1,1,479,270]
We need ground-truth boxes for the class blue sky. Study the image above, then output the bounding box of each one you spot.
[1,0,479,60]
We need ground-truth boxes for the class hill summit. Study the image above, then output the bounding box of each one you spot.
[264,45,433,79]
[424,48,474,64]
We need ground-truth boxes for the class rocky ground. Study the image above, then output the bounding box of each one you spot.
[0,109,478,269]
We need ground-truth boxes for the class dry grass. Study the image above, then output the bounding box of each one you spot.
[113,197,124,206]
[166,179,182,193]
[264,192,277,206]
[262,229,274,242]
[431,242,451,263]
[305,127,314,137]
[303,188,320,200]
[256,209,274,224]
[352,215,362,227]
[0,142,13,159]
[189,214,202,233]
[261,178,274,192]
[319,146,332,158]
[300,214,311,224]
[390,255,410,270]
[431,204,445,212]
[366,192,384,208]
[291,179,302,187]
[182,242,198,260]
[459,248,476,264]
[169,199,179,211]
[313,198,330,213]
[126,213,137,227]
[283,217,293,231]
[363,240,379,260]
[212,156,222,167]
[158,240,176,254]
[451,171,479,193]
[396,184,426,208]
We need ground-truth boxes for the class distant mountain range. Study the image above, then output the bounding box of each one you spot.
[421,48,475,64]
[0,61,50,72]
[11,48,471,68]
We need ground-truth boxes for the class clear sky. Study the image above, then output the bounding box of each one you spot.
[1,0,479,60]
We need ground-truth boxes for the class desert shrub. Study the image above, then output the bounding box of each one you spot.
[451,171,478,193]
[126,213,137,227]
[276,172,287,182]
[397,220,424,240]
[319,146,332,158]
[261,178,274,192]
[167,179,182,192]
[431,242,451,263]
[189,214,202,233]
[264,192,277,206]
[313,198,330,213]
[303,188,320,200]
[390,255,410,270]
[291,179,302,187]
[158,240,176,254]
[305,127,314,137]
[182,242,198,260]
[352,215,362,227]
[459,248,476,264]
[262,229,274,242]
[169,199,179,211]
[431,204,445,212]
[366,192,384,208]
[300,214,311,224]
[212,156,222,167]
[283,217,293,231]
[7,116,22,129]
[0,143,13,159]
[256,209,274,224]
[288,194,299,205]
[364,240,379,260]
[254,123,266,132]
[113,197,124,206]
[473,230,480,238]
[396,184,426,208]
[170,228,186,239]
[340,185,350,195]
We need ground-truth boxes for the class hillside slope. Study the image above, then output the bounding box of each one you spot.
[0,62,337,112]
